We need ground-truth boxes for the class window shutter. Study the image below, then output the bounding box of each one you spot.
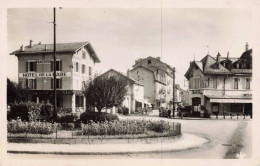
[34,61,37,72]
[26,79,28,88]
[26,61,28,72]
[51,79,53,89]
[60,78,62,89]
[51,61,54,71]
[60,61,62,71]
[34,79,37,89]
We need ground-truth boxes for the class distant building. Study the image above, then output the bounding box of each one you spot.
[10,40,101,114]
[184,43,252,117]
[128,56,175,109]
[100,69,147,114]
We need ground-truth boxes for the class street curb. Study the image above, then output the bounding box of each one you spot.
[7,134,210,155]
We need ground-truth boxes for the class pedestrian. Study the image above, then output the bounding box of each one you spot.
[167,107,171,118]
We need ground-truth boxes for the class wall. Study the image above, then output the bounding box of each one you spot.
[72,46,96,91]
[129,67,155,105]
[18,53,73,90]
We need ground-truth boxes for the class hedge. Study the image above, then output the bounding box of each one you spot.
[80,112,119,124]
[8,102,53,122]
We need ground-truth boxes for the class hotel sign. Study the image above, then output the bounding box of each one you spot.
[19,72,71,78]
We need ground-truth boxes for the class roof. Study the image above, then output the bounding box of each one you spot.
[240,49,252,60]
[133,56,173,71]
[10,41,101,63]
[100,69,144,86]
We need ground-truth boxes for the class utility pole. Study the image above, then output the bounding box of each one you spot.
[172,67,175,118]
[53,7,57,120]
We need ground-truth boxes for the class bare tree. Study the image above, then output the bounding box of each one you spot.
[84,75,128,114]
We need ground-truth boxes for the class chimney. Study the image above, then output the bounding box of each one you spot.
[20,45,24,51]
[29,40,33,47]
[227,51,229,59]
[217,52,221,62]
[127,69,130,77]
[44,44,47,51]
[38,42,41,45]
[245,42,249,51]
[156,57,161,61]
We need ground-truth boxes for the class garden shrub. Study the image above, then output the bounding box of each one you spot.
[122,107,129,115]
[7,118,56,134]
[8,102,54,122]
[117,107,123,114]
[80,112,119,124]
[59,123,75,130]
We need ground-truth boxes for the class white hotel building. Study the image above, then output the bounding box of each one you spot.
[10,40,101,113]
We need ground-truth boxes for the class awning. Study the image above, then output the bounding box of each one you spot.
[205,94,252,103]
[210,98,252,103]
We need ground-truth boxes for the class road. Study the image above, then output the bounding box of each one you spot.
[7,115,252,159]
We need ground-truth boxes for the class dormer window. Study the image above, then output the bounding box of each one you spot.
[148,60,151,64]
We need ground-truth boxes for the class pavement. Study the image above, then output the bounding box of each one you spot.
[7,133,209,155]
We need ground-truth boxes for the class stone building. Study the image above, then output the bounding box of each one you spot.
[184,43,252,117]
[10,40,101,113]
[128,56,175,109]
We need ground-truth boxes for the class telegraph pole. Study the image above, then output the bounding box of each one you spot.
[172,67,175,118]
[53,7,57,120]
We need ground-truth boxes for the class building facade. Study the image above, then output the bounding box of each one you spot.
[10,40,101,114]
[128,56,175,109]
[100,69,146,114]
[184,43,252,117]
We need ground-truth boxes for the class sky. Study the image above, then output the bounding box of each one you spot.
[7,8,252,89]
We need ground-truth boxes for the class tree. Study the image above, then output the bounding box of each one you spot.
[7,78,32,104]
[84,74,128,113]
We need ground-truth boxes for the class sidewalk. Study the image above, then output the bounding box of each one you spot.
[7,133,209,155]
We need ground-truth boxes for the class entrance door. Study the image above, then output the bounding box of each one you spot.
[192,97,201,117]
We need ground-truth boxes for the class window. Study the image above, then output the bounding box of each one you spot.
[82,64,85,74]
[82,51,86,59]
[89,66,92,76]
[234,78,238,89]
[194,77,200,89]
[75,62,79,72]
[51,60,62,71]
[246,78,250,89]
[26,61,37,72]
[148,60,151,64]
[26,79,36,89]
[51,78,62,89]
[213,77,217,89]
[76,96,84,107]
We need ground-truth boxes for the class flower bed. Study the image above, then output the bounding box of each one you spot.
[80,119,174,136]
[7,119,57,134]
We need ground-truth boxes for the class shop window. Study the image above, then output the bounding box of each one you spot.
[26,79,37,89]
[246,78,250,89]
[231,103,243,113]
[234,78,238,89]
[51,78,62,89]
[26,61,37,72]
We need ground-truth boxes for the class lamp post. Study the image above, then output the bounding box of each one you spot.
[53,7,57,120]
